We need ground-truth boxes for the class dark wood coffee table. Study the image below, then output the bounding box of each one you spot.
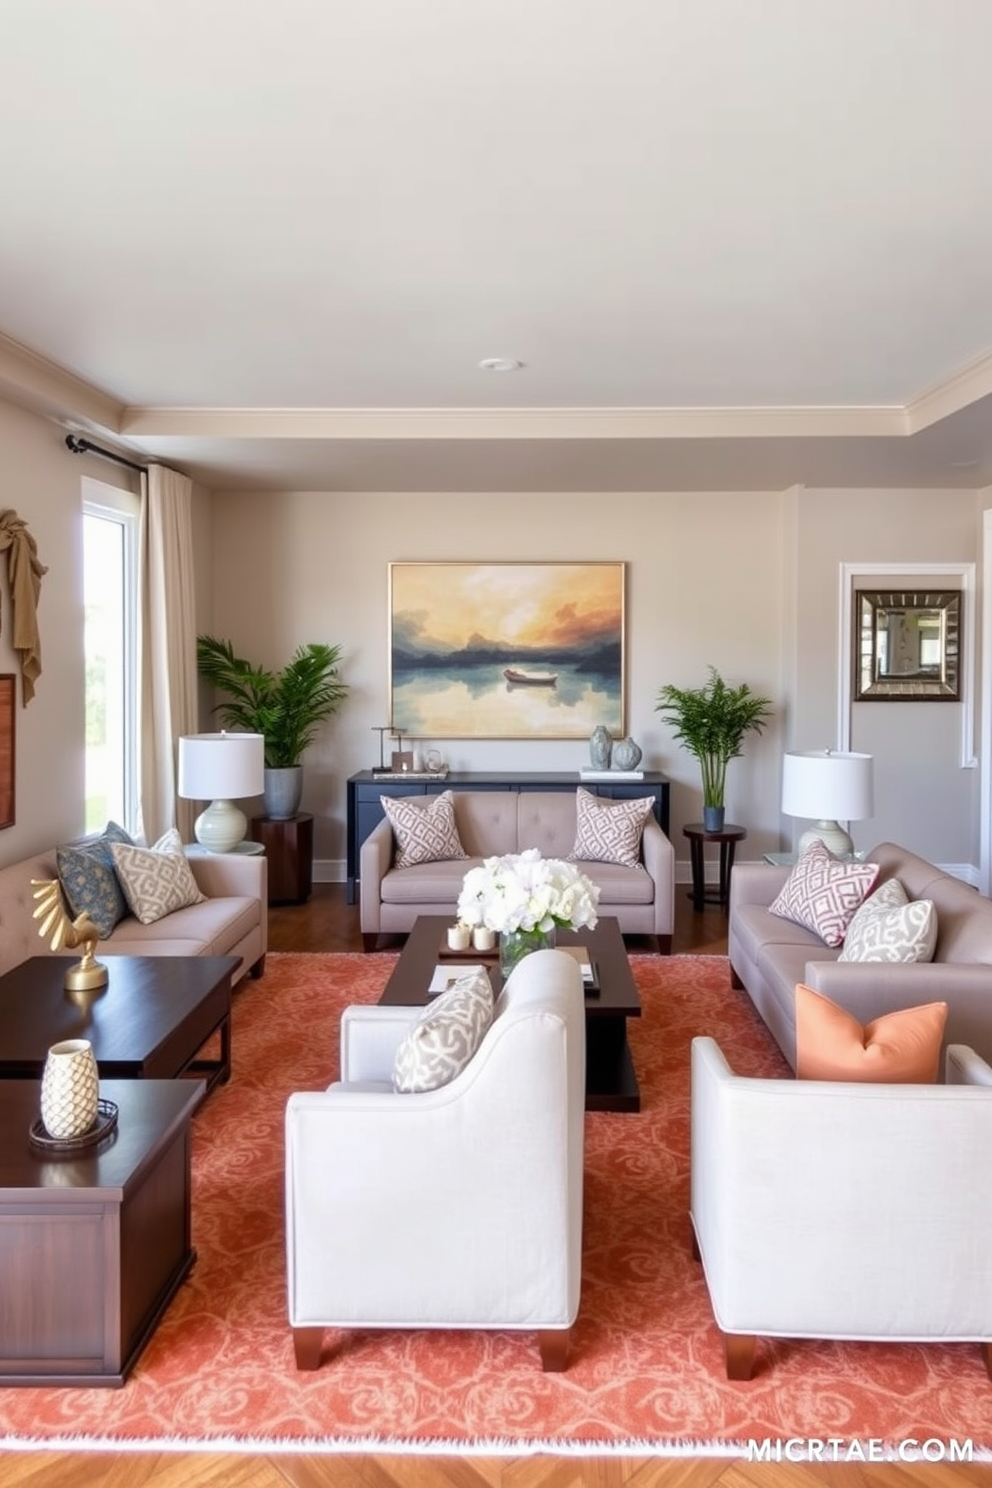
[380,915,643,1112]
[0,1077,202,1385]
[0,955,239,1098]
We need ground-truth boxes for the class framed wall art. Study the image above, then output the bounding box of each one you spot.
[853,589,962,701]
[388,561,626,739]
[0,674,13,826]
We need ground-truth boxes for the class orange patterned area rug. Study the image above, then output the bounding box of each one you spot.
[2,950,991,1458]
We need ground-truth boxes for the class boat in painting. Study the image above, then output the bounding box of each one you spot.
[503,666,558,686]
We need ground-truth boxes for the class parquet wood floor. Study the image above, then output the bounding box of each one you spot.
[0,889,973,1486]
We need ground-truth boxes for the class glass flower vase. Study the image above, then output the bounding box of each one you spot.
[499,925,557,979]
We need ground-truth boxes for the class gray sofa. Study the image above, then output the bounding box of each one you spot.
[360,789,675,953]
[729,840,992,1070]
[0,843,267,983]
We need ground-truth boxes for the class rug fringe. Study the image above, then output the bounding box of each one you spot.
[4,1432,989,1461]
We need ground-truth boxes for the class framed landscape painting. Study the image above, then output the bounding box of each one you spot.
[389,561,625,739]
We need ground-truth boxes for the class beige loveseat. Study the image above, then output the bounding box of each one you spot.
[360,789,674,953]
[728,840,992,1070]
[0,843,267,983]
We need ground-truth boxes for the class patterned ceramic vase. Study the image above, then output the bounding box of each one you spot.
[40,1038,99,1139]
[612,736,642,770]
[589,725,612,769]
[499,926,557,979]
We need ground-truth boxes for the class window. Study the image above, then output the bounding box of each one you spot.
[83,479,140,836]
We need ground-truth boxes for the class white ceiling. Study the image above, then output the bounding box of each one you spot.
[2,0,992,492]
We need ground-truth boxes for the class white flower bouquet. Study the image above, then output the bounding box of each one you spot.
[457,848,600,937]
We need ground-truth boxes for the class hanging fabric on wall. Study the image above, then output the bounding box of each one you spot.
[0,509,48,705]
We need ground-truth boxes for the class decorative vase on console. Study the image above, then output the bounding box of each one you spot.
[612,736,642,771]
[589,725,612,770]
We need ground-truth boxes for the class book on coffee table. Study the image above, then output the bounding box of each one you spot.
[428,963,490,995]
[557,945,600,993]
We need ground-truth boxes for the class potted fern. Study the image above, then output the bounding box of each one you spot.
[196,636,349,820]
[655,666,772,831]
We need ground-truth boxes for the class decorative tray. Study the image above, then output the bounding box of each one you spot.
[29,1098,119,1156]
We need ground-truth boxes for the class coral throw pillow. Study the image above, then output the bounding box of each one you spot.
[381,790,468,869]
[570,787,655,867]
[795,983,947,1083]
[769,839,879,947]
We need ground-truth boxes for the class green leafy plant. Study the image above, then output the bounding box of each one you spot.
[196,635,349,769]
[655,666,772,809]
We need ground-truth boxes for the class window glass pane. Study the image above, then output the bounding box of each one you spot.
[82,481,139,837]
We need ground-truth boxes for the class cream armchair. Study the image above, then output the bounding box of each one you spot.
[285,949,586,1371]
[690,1036,992,1380]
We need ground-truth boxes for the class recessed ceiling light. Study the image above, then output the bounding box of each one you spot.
[478,357,523,373]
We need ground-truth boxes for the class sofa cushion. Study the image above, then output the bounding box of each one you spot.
[795,983,947,1082]
[569,787,654,867]
[392,968,493,1093]
[382,790,468,869]
[838,878,938,964]
[769,840,879,948]
[56,820,133,938]
[110,828,206,925]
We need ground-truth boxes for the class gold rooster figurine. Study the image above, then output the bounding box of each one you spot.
[31,879,109,996]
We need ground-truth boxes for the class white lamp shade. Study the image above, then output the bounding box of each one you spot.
[781,750,874,822]
[177,733,265,801]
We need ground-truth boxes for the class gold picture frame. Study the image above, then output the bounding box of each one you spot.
[853,590,962,701]
[388,561,626,739]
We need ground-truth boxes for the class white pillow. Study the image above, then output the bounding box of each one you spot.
[838,877,937,963]
[569,787,654,867]
[392,969,493,1093]
[110,828,206,925]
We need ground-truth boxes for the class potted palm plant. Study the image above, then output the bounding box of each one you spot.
[196,635,349,820]
[655,666,772,832]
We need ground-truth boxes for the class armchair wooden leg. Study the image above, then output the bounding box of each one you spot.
[249,954,265,979]
[539,1327,570,1372]
[656,933,672,955]
[723,1331,756,1381]
[982,1342,992,1380]
[362,932,378,953]
[293,1326,324,1370]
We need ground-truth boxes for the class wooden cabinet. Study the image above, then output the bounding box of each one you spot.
[251,813,314,904]
[346,770,670,904]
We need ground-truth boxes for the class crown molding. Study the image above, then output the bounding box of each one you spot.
[907,346,992,433]
[0,333,123,432]
[121,404,907,441]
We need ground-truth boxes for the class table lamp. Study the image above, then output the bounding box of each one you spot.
[177,732,265,852]
[781,749,874,857]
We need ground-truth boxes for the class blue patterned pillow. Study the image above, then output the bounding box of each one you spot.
[57,821,133,938]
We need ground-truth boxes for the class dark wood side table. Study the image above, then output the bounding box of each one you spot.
[0,1078,202,1386]
[683,823,747,911]
[251,812,314,904]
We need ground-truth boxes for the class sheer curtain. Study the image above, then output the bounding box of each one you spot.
[138,465,198,844]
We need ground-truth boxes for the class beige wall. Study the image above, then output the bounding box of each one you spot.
[0,384,983,881]
[207,484,983,877]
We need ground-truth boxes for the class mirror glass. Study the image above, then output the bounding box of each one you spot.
[854,590,961,700]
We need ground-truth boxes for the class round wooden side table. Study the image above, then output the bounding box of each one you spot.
[682,823,747,911]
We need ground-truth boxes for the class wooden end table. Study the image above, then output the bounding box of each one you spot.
[683,823,747,911]
[0,1078,202,1385]
[251,813,314,904]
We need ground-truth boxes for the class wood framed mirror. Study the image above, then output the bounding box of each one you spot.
[853,590,961,701]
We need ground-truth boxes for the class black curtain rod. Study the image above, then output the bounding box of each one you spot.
[65,433,147,474]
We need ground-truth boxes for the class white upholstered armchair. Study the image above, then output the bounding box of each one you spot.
[285,949,586,1371]
[690,1036,992,1380]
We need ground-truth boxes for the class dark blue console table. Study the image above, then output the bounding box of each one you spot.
[345,769,670,904]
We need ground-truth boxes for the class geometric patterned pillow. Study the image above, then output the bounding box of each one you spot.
[569,787,654,867]
[381,789,467,869]
[110,827,206,925]
[838,878,938,963]
[769,839,879,948]
[56,820,134,937]
[392,968,494,1093]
